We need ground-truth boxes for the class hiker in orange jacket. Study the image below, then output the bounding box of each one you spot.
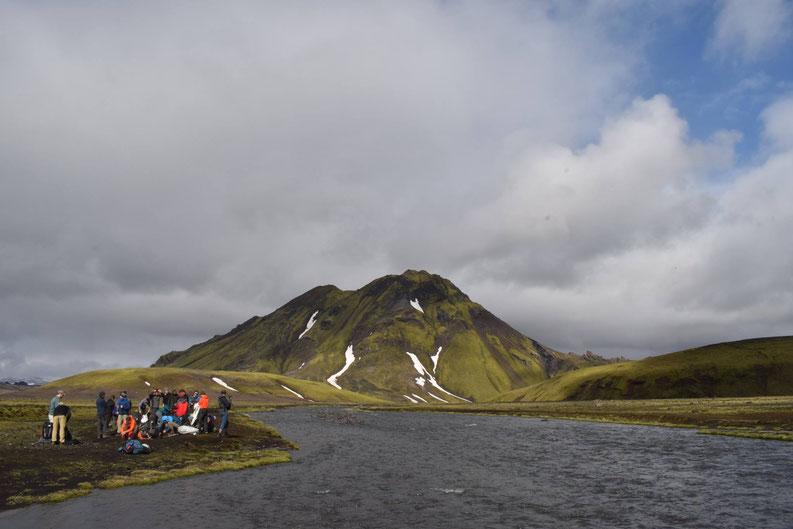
[119,414,137,440]
[196,391,210,433]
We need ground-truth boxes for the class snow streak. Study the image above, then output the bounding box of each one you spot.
[144,381,151,387]
[327,345,356,390]
[410,298,424,313]
[212,377,239,392]
[427,392,448,403]
[280,384,305,399]
[412,393,427,403]
[298,310,319,340]
[405,352,471,403]
[403,394,419,403]
[431,346,442,373]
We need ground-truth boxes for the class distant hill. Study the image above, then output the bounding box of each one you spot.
[492,336,793,402]
[17,367,388,405]
[154,270,616,402]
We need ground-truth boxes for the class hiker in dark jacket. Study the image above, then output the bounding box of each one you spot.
[52,401,71,445]
[217,390,232,438]
[96,391,108,439]
[162,387,177,412]
[105,395,115,431]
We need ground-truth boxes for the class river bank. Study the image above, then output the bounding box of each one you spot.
[0,402,295,511]
[364,395,793,440]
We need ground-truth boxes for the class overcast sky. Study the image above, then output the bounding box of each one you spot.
[2,1,792,380]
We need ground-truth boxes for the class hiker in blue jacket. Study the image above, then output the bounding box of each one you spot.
[48,390,64,422]
[96,391,108,439]
[116,391,131,434]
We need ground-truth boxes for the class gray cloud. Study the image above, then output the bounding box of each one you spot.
[0,2,790,378]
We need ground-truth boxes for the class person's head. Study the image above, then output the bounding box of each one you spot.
[99,391,105,398]
[110,395,115,399]
[220,390,226,396]
[120,391,127,398]
[193,390,199,396]
[163,387,170,394]
[56,390,64,398]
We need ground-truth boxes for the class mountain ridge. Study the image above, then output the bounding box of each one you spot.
[154,270,616,402]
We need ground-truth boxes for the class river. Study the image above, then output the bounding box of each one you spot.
[1,407,791,528]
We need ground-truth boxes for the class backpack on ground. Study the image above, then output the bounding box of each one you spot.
[40,420,53,441]
[121,439,151,455]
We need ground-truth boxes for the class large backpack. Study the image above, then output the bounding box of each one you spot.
[40,420,53,440]
[123,439,151,455]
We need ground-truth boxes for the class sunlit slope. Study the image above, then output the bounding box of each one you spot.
[493,337,793,401]
[154,270,616,402]
[26,367,387,405]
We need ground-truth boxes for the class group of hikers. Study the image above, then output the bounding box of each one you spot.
[46,387,233,446]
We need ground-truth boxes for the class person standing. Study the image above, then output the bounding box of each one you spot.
[217,390,232,438]
[162,387,177,414]
[116,391,131,433]
[52,398,71,445]
[48,390,64,422]
[105,394,116,432]
[175,390,189,424]
[196,391,210,433]
[96,391,108,439]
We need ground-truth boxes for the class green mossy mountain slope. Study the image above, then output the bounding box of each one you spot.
[154,270,614,402]
[19,367,387,405]
[492,336,793,402]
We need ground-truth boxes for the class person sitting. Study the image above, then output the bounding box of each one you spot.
[119,414,138,440]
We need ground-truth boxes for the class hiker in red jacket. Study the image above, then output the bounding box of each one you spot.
[174,389,189,423]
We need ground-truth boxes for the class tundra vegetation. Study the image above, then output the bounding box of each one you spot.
[0,401,295,511]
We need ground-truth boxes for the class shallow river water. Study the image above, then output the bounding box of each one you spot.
[2,407,791,528]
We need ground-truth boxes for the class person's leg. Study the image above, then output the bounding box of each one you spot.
[51,416,60,443]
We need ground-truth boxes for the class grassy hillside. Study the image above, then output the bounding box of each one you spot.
[493,336,793,401]
[12,367,388,406]
[153,270,616,402]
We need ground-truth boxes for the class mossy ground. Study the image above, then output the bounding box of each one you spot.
[0,402,296,511]
[365,395,793,440]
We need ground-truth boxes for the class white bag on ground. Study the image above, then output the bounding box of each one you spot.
[178,425,199,435]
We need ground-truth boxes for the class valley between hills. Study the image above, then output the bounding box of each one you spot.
[5,270,791,436]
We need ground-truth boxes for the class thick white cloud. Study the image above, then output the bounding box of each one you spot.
[0,2,790,378]
[709,0,793,61]
[464,94,793,357]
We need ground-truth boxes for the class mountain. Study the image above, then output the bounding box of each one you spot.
[492,336,793,402]
[154,270,614,402]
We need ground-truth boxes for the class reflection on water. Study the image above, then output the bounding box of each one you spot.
[2,407,791,528]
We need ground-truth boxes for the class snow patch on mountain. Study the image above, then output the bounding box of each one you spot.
[212,377,238,392]
[412,393,427,403]
[327,345,356,390]
[280,384,305,399]
[431,347,442,373]
[410,298,424,313]
[403,394,419,403]
[405,352,471,403]
[415,376,425,387]
[427,392,448,403]
[298,310,319,340]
